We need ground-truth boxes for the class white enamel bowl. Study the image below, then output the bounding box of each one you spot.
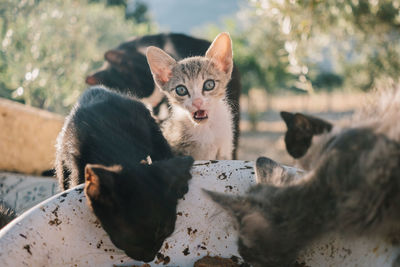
[0,160,398,266]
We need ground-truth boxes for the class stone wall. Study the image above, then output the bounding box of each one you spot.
[0,98,64,175]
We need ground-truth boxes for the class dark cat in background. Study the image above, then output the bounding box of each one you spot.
[55,86,194,262]
[85,33,241,159]
[207,89,400,266]
[279,111,337,171]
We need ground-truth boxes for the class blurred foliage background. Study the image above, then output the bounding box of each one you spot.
[1,0,400,114]
[203,0,400,94]
[0,0,154,114]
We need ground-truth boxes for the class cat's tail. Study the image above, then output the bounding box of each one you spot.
[0,200,16,229]
[147,156,195,200]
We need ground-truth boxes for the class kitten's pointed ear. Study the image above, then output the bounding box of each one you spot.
[255,156,303,185]
[281,111,332,134]
[281,111,312,130]
[85,75,99,85]
[280,111,295,127]
[85,164,101,200]
[146,46,177,87]
[84,164,121,200]
[255,156,283,184]
[203,190,248,219]
[308,114,333,134]
[85,70,104,85]
[293,113,313,131]
[104,49,125,65]
[205,32,233,75]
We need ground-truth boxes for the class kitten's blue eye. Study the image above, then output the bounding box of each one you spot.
[203,79,215,91]
[175,85,188,96]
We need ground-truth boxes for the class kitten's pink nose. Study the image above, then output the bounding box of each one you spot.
[192,98,203,109]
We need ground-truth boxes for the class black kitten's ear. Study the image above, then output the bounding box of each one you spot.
[85,72,102,85]
[293,113,313,131]
[104,49,125,65]
[294,112,333,135]
[203,190,249,219]
[84,164,121,200]
[151,156,194,198]
[280,111,332,134]
[280,111,295,126]
[281,111,313,132]
[309,115,333,134]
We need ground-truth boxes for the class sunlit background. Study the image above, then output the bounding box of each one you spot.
[2,0,400,162]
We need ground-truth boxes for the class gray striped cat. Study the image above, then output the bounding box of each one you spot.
[146,33,234,160]
[207,88,400,267]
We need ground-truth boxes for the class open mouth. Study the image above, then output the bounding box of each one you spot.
[193,110,208,122]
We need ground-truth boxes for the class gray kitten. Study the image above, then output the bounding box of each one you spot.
[207,88,400,267]
[146,33,234,160]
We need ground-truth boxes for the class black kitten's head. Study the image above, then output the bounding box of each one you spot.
[280,111,333,159]
[86,49,154,98]
[84,156,194,262]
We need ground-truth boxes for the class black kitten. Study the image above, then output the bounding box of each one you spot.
[85,33,241,159]
[55,86,194,262]
[0,200,16,229]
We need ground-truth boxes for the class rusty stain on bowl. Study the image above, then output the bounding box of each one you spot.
[217,173,227,180]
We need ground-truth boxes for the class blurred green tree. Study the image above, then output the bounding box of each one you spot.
[203,0,400,93]
[201,18,297,94]
[127,0,152,24]
[89,0,152,24]
[254,0,400,92]
[0,0,155,114]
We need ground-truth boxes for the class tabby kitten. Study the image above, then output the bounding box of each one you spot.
[85,33,242,161]
[146,33,234,160]
[207,88,400,267]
